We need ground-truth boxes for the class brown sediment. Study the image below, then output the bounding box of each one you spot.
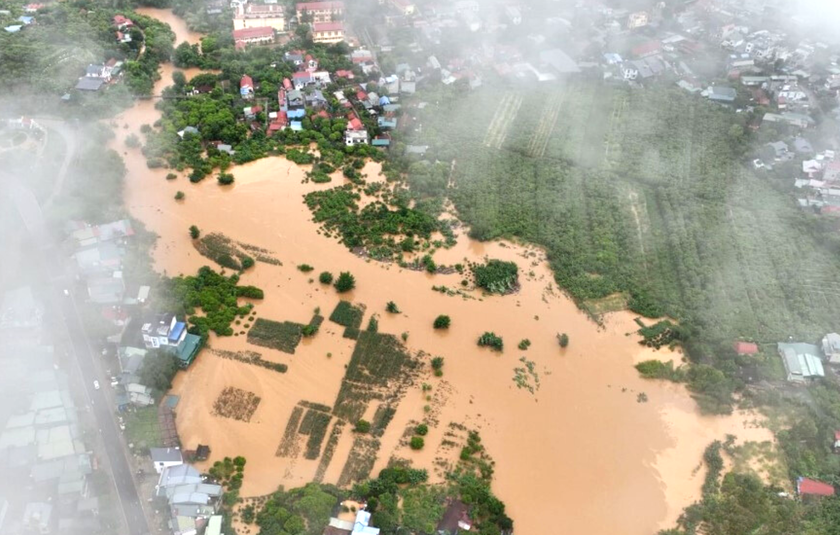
[114,11,779,535]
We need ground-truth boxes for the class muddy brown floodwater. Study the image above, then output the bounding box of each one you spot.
[112,10,777,535]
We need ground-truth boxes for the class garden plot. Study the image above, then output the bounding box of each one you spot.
[483,92,522,149]
[213,387,261,422]
[328,300,366,340]
[247,318,304,354]
[527,92,564,158]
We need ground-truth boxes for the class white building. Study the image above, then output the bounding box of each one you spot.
[150,447,184,474]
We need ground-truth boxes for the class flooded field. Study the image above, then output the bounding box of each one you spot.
[113,10,776,535]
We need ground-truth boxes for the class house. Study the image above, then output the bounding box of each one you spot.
[305,90,328,108]
[87,273,125,304]
[140,313,202,368]
[287,89,305,109]
[822,333,840,364]
[177,126,199,139]
[797,477,835,497]
[377,116,397,130]
[351,510,379,535]
[778,342,825,383]
[437,500,471,534]
[345,129,368,145]
[233,26,275,48]
[627,11,648,29]
[240,74,254,99]
[793,137,814,154]
[390,0,415,16]
[233,3,285,31]
[292,71,313,89]
[834,431,840,452]
[295,1,343,23]
[765,141,790,161]
[150,448,184,474]
[539,48,580,75]
[707,86,737,103]
[195,444,211,461]
[113,15,134,29]
[206,515,224,535]
[631,40,661,59]
[312,21,344,43]
[733,342,759,355]
[762,112,814,129]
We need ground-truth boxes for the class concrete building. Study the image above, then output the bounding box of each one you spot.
[295,1,343,23]
[150,447,184,474]
[778,342,825,383]
[312,21,344,43]
[233,3,285,32]
[822,333,840,364]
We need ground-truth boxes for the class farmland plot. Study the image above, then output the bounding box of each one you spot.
[483,92,523,149]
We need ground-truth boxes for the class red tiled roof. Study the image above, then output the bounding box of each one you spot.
[799,477,835,496]
[335,69,354,78]
[348,118,363,131]
[283,78,293,89]
[733,342,758,355]
[240,74,254,89]
[277,90,286,106]
[296,1,344,11]
[631,40,661,58]
[316,110,330,118]
[835,430,840,441]
[356,90,367,100]
[313,21,343,32]
[233,26,274,40]
[293,71,312,79]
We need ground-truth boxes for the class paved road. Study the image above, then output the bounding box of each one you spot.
[42,252,151,535]
[8,117,151,535]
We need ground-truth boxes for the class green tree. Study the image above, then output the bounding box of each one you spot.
[172,70,186,87]
[433,315,450,329]
[319,271,333,284]
[334,271,355,293]
[138,349,180,393]
[386,301,400,313]
[415,423,428,436]
[189,225,200,239]
[175,191,185,200]
[217,172,234,185]
[355,419,371,433]
[558,333,569,348]
[410,436,425,450]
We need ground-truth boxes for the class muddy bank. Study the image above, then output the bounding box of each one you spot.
[113,10,777,535]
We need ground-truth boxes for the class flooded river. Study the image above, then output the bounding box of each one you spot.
[113,10,775,535]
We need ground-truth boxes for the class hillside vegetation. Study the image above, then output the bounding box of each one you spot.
[401,81,840,412]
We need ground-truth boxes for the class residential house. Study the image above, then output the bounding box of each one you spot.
[312,21,344,43]
[240,74,254,99]
[627,11,648,29]
[390,0,415,16]
[140,313,202,368]
[793,137,814,154]
[287,89,305,109]
[113,15,134,29]
[150,448,184,474]
[206,516,224,535]
[345,115,368,146]
[778,342,825,383]
[763,112,815,129]
[706,86,737,103]
[631,40,661,59]
[86,273,126,304]
[177,126,199,139]
[436,500,471,534]
[156,464,223,535]
[233,26,275,49]
[233,3,285,31]
[765,141,791,161]
[797,477,835,498]
[305,90,328,108]
[822,333,840,364]
[733,341,759,355]
[295,1,343,23]
[292,71,313,89]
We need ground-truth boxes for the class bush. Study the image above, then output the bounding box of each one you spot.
[334,271,356,293]
[415,423,428,436]
[472,260,519,294]
[518,339,531,350]
[298,264,314,272]
[431,357,444,371]
[478,332,503,351]
[241,256,255,270]
[410,436,425,450]
[189,225,200,239]
[355,420,371,433]
[636,360,685,381]
[165,172,177,180]
[189,168,206,183]
[558,333,569,348]
[218,172,234,185]
[422,254,437,273]
[175,191,185,200]
[301,323,318,337]
[319,271,333,284]
[433,315,450,329]
[386,301,400,313]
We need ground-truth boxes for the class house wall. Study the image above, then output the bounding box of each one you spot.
[153,459,183,475]
[233,15,285,31]
[313,30,344,43]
